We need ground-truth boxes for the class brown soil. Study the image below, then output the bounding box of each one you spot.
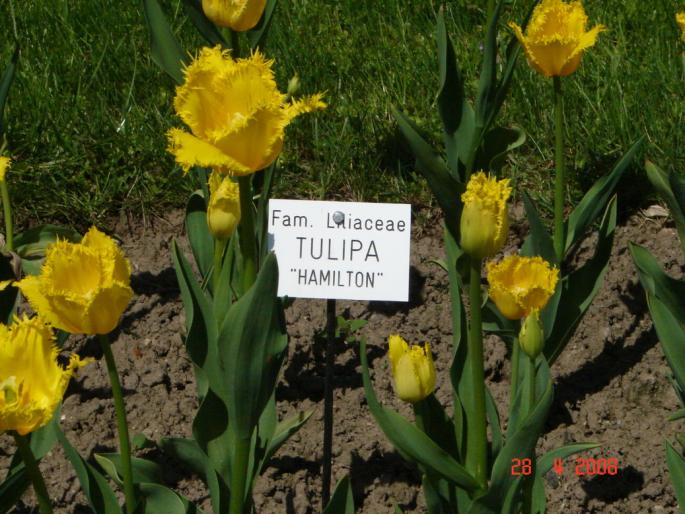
[6,204,684,514]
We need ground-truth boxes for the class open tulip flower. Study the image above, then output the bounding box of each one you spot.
[17,227,133,335]
[509,0,606,77]
[202,0,266,32]
[387,334,436,403]
[487,255,559,320]
[167,46,326,177]
[0,315,89,435]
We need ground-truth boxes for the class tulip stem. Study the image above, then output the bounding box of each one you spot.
[13,432,53,514]
[237,176,257,292]
[486,0,495,23]
[509,336,520,407]
[321,298,337,508]
[552,76,565,264]
[229,435,251,514]
[99,334,136,514]
[466,258,487,491]
[212,237,228,294]
[0,178,13,252]
[522,355,537,513]
[526,355,536,415]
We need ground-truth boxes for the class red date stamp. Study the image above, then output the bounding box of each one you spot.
[511,457,619,476]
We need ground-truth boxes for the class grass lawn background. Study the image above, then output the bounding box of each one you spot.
[0,0,683,228]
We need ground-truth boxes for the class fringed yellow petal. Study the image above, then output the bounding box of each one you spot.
[167,128,253,176]
[460,172,511,259]
[510,0,604,77]
[202,0,266,32]
[16,228,132,335]
[0,316,90,434]
[167,46,325,176]
[487,255,559,320]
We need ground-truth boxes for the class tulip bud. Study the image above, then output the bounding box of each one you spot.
[207,171,241,240]
[678,12,685,42]
[0,157,11,182]
[388,334,436,403]
[519,310,544,359]
[202,0,267,32]
[287,74,300,98]
[460,172,511,260]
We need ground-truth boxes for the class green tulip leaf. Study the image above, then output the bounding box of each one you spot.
[485,386,503,461]
[468,373,553,514]
[476,126,526,175]
[414,394,458,460]
[436,9,468,177]
[182,0,227,47]
[221,252,287,439]
[475,0,502,126]
[0,465,30,513]
[630,243,685,323]
[185,190,215,285]
[94,453,164,485]
[669,408,685,422]
[666,441,685,509]
[360,340,479,491]
[247,0,278,50]
[322,475,355,514]
[565,137,643,254]
[261,408,314,472]
[159,437,208,477]
[14,224,81,267]
[520,192,556,264]
[0,46,18,140]
[143,0,187,84]
[57,427,122,514]
[644,293,685,394]
[545,196,617,365]
[645,161,685,251]
[139,483,203,514]
[171,240,217,399]
[532,443,599,514]
[393,107,463,240]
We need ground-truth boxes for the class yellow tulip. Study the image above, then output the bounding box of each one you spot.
[678,12,685,41]
[387,334,436,403]
[202,0,266,32]
[460,172,511,260]
[17,227,133,335]
[207,171,241,239]
[509,0,606,77]
[167,46,326,177]
[0,157,10,182]
[487,255,559,320]
[0,316,89,435]
[519,310,545,359]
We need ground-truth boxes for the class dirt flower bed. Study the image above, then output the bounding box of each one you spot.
[4,205,682,514]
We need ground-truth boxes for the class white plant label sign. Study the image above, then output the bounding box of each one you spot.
[267,199,411,301]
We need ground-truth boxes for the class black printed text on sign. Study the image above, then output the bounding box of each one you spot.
[267,199,411,301]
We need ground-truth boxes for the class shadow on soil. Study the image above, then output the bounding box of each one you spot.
[548,281,656,431]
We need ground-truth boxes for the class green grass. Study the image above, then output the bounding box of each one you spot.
[0,0,683,228]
